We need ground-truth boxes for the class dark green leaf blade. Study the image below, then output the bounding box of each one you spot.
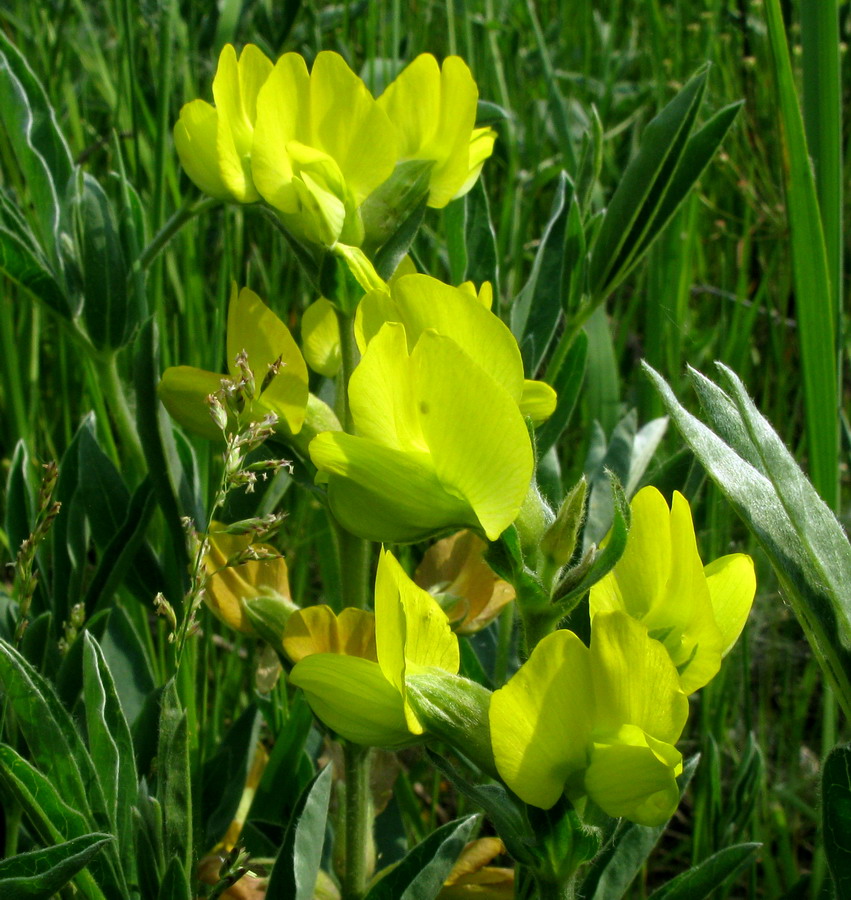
[823,743,851,896]
[646,843,760,900]
[266,762,333,900]
[365,814,479,900]
[0,833,113,899]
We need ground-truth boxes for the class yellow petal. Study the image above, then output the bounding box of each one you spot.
[309,51,398,204]
[289,653,413,747]
[704,553,756,656]
[174,100,230,200]
[413,331,533,540]
[519,379,558,424]
[251,53,310,211]
[158,365,226,441]
[302,298,342,377]
[490,629,594,808]
[590,611,689,745]
[282,605,376,663]
[226,285,309,434]
[393,273,525,401]
[584,724,682,826]
[375,548,460,732]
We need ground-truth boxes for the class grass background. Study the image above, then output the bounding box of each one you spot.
[0,0,847,896]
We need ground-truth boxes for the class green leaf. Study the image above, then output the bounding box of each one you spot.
[5,440,31,581]
[0,30,73,261]
[157,680,192,877]
[202,705,262,849]
[426,750,535,865]
[511,171,571,375]
[51,419,88,615]
[19,612,58,677]
[82,634,137,886]
[156,856,191,900]
[72,173,133,350]
[631,102,742,266]
[590,67,708,300]
[250,690,315,826]
[0,745,90,846]
[0,640,105,823]
[645,361,851,719]
[266,763,333,900]
[463,175,500,296]
[823,743,851,895]
[77,420,166,607]
[373,194,428,282]
[99,604,156,729]
[646,843,760,900]
[365,814,479,900]
[0,833,113,899]
[0,746,108,900]
[0,225,69,318]
[580,755,699,900]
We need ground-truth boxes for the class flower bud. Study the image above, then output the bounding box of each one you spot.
[404,669,496,778]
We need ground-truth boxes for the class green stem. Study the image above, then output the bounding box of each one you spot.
[3,798,21,858]
[534,875,576,900]
[136,196,219,272]
[341,742,372,900]
[335,522,372,611]
[96,351,147,480]
[335,307,360,433]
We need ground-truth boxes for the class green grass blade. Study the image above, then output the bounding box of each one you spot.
[764,0,838,509]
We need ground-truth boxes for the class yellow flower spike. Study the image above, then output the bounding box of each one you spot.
[590,486,757,694]
[378,54,496,207]
[174,44,273,203]
[204,529,294,638]
[414,530,515,634]
[251,50,398,246]
[310,323,534,542]
[490,611,688,826]
[287,550,462,748]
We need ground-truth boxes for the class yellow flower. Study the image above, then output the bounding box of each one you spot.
[251,51,399,247]
[285,549,460,748]
[414,530,515,634]
[378,54,496,208]
[174,44,273,202]
[490,611,689,826]
[204,528,295,639]
[590,486,756,693]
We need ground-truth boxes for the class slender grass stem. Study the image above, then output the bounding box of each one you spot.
[136,196,219,272]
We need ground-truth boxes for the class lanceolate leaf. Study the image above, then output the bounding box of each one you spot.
[82,634,138,886]
[0,30,73,261]
[646,843,760,900]
[590,67,708,299]
[644,362,851,720]
[365,814,479,900]
[823,743,851,896]
[157,680,192,879]
[0,225,69,318]
[266,763,333,900]
[0,833,113,899]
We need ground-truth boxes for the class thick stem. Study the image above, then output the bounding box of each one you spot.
[341,742,372,900]
[335,521,372,611]
[335,307,360,433]
[534,875,577,900]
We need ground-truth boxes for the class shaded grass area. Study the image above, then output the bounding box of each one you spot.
[0,1,847,896]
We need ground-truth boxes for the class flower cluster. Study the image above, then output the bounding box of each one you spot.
[175,45,496,248]
[166,46,756,846]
